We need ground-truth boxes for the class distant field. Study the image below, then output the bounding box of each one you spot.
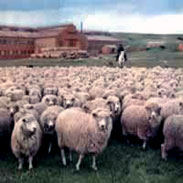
[0,50,183,68]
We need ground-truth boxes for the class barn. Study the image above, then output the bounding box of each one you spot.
[0,24,88,59]
[0,26,35,59]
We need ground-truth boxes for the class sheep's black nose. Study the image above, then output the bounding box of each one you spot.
[48,124,55,131]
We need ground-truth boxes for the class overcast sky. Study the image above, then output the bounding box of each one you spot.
[0,0,183,34]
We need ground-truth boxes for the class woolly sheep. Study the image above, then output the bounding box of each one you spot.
[60,93,78,108]
[4,89,25,102]
[43,86,58,96]
[40,105,63,153]
[0,108,14,141]
[161,114,183,160]
[42,95,59,106]
[160,99,183,120]
[121,102,162,149]
[11,113,42,170]
[55,107,112,171]
[83,98,109,113]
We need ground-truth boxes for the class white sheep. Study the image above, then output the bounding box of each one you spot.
[11,113,42,170]
[55,107,112,171]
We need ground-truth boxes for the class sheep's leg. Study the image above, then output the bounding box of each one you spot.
[122,127,130,144]
[161,144,167,160]
[91,155,98,171]
[61,149,67,166]
[142,140,148,150]
[48,143,52,154]
[76,154,84,171]
[28,156,33,170]
[161,139,174,160]
[69,150,72,162]
[137,128,148,150]
[18,158,24,170]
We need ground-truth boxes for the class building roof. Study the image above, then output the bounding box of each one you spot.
[0,24,74,39]
[86,35,121,42]
[0,30,38,38]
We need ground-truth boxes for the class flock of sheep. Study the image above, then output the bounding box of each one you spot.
[0,65,183,171]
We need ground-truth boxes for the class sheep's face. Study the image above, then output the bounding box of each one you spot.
[92,110,112,131]
[29,89,41,99]
[44,87,58,96]
[43,114,57,134]
[63,95,75,109]
[146,104,162,128]
[42,95,59,106]
[107,99,121,116]
[20,115,37,137]
[7,103,19,116]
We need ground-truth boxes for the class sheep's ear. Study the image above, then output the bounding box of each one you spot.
[102,95,107,100]
[107,101,114,112]
[145,106,151,112]
[29,105,34,109]
[179,102,183,107]
[15,105,19,112]
[92,112,98,118]
[83,105,90,113]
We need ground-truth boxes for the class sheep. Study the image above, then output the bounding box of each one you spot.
[82,98,109,113]
[60,93,78,108]
[161,114,183,160]
[43,86,58,96]
[32,102,48,116]
[40,105,63,153]
[0,108,14,145]
[160,99,183,120]
[0,96,11,108]
[29,95,41,104]
[4,89,25,102]
[42,95,59,106]
[73,91,91,107]
[55,107,112,171]
[15,104,40,122]
[11,113,42,170]
[121,102,162,149]
[106,96,122,117]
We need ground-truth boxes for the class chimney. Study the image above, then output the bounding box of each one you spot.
[80,21,83,33]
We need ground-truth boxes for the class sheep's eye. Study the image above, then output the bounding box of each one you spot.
[22,119,27,123]
[46,98,49,102]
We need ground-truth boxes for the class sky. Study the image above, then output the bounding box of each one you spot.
[0,0,183,34]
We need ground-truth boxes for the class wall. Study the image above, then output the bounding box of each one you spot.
[35,37,59,51]
[0,37,35,59]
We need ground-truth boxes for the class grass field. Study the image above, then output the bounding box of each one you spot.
[1,49,183,68]
[1,139,183,183]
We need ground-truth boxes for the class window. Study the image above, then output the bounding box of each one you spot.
[68,39,77,47]
[3,39,7,44]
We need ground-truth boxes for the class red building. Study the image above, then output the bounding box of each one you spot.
[0,24,88,59]
[0,24,122,59]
